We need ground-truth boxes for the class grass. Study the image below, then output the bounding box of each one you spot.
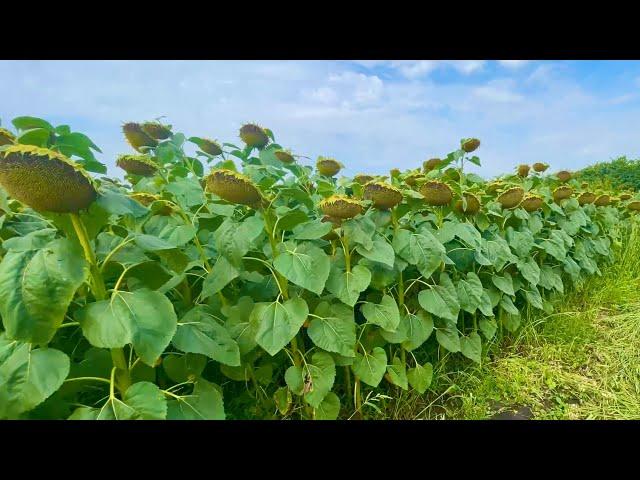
[376,220,640,420]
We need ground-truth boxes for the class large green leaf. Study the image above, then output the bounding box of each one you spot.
[273,241,330,295]
[0,340,70,419]
[167,379,225,420]
[460,331,482,363]
[326,264,371,307]
[492,272,515,296]
[361,294,400,332]
[76,289,178,366]
[314,392,340,420]
[418,273,460,322]
[222,296,258,355]
[307,302,356,357]
[172,306,240,366]
[456,271,484,314]
[355,237,395,268]
[303,351,336,408]
[0,238,88,344]
[386,357,408,390]
[352,347,387,387]
[251,297,309,356]
[393,228,446,279]
[201,256,239,299]
[435,323,460,352]
[407,362,433,394]
[97,382,167,420]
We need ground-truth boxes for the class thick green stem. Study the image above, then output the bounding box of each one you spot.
[69,212,131,395]
[342,234,351,273]
[344,366,353,406]
[354,377,363,420]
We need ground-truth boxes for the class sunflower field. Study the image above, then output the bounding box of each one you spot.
[0,116,639,420]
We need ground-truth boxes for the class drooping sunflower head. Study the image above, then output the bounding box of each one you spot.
[363,181,403,210]
[517,164,531,178]
[628,201,640,211]
[0,144,97,213]
[116,154,158,177]
[129,192,174,215]
[141,121,173,140]
[354,173,375,185]
[123,122,158,152]
[0,128,16,146]
[444,168,461,182]
[239,123,270,149]
[532,162,549,173]
[553,186,574,202]
[577,192,596,206]
[454,192,481,215]
[405,172,425,187]
[620,193,633,201]
[556,170,572,182]
[580,182,589,189]
[274,149,296,164]
[594,194,611,206]
[319,195,363,219]
[423,158,442,172]
[486,181,505,195]
[316,157,342,177]
[521,194,544,212]
[205,168,264,208]
[461,138,480,153]
[390,168,401,179]
[419,181,453,206]
[200,138,223,156]
[497,186,525,209]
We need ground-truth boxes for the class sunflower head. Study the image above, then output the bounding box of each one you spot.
[316,157,342,177]
[405,172,425,187]
[205,168,264,208]
[594,194,611,206]
[580,182,589,189]
[454,192,481,215]
[497,186,525,209]
[620,193,632,201]
[419,181,453,206]
[129,192,174,215]
[556,170,572,183]
[444,168,461,182]
[116,154,158,177]
[521,194,544,212]
[628,201,640,211]
[532,162,549,173]
[363,181,403,210]
[517,164,531,178]
[553,186,574,202]
[0,128,16,146]
[577,192,596,206]
[200,138,223,156]
[141,121,173,140]
[354,173,375,185]
[318,195,363,219]
[0,144,97,213]
[461,138,480,153]
[486,181,505,195]
[390,168,401,179]
[423,158,442,172]
[123,122,158,152]
[274,149,296,164]
[239,123,270,149]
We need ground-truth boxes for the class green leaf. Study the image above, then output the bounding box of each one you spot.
[436,323,460,352]
[0,341,70,419]
[172,306,240,367]
[166,379,225,420]
[0,238,88,344]
[274,386,292,415]
[361,294,400,332]
[76,289,178,366]
[479,318,497,340]
[386,357,408,390]
[460,331,482,363]
[201,256,239,299]
[393,228,446,278]
[516,258,540,286]
[326,264,371,307]
[341,216,376,249]
[524,287,544,310]
[274,241,330,295]
[17,128,51,147]
[355,237,395,268]
[418,274,460,322]
[292,219,332,240]
[500,295,519,315]
[285,366,305,395]
[307,302,356,357]
[165,177,205,209]
[352,347,387,387]
[97,189,149,218]
[214,216,263,266]
[492,272,515,296]
[162,353,207,384]
[222,297,258,355]
[401,310,434,351]
[304,351,336,408]
[251,297,309,356]
[98,382,167,420]
[12,116,54,132]
[314,392,340,420]
[456,271,484,314]
[407,362,433,394]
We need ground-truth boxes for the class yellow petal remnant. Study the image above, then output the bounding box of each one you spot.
[0,144,97,213]
[116,154,158,177]
[553,186,574,202]
[497,187,525,209]
[521,194,544,212]
[0,128,16,146]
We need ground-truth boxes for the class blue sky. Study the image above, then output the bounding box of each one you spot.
[1,60,640,178]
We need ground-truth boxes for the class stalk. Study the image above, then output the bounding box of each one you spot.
[69,212,131,395]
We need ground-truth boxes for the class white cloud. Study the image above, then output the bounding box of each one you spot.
[473,80,524,103]
[497,60,530,69]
